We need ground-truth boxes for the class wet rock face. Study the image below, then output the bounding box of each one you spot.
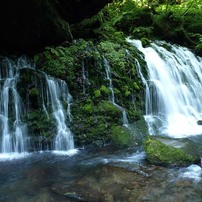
[0,0,112,53]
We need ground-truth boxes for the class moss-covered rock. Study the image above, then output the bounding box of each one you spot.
[144,136,200,167]
[111,125,134,148]
[33,37,145,148]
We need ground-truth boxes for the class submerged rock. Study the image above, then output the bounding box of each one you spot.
[197,120,202,125]
[144,136,200,167]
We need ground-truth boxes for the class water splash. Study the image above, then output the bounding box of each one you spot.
[179,164,202,182]
[127,38,202,138]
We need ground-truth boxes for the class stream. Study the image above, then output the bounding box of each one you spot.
[0,147,201,202]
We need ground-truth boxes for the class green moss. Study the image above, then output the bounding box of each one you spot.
[133,82,140,91]
[25,110,56,139]
[97,41,127,71]
[32,14,148,148]
[113,88,121,95]
[83,102,94,113]
[141,37,150,47]
[125,90,131,97]
[98,101,122,116]
[35,39,95,80]
[94,89,101,98]
[100,85,110,95]
[111,125,134,148]
[144,136,198,167]
[29,88,40,97]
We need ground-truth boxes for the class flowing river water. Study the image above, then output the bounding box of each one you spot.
[0,148,202,202]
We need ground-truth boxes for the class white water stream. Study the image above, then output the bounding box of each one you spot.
[46,76,74,151]
[127,38,202,138]
[0,57,29,153]
[0,57,75,154]
[103,57,129,127]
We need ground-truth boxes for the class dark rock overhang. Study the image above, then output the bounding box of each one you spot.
[0,0,112,54]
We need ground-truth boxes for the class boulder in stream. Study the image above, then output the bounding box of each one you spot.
[144,136,200,167]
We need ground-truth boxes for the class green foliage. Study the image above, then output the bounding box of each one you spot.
[141,37,150,47]
[195,42,202,56]
[97,0,201,53]
[154,0,202,48]
[132,27,154,39]
[34,39,95,80]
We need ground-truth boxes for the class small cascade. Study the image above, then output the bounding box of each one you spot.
[104,57,115,104]
[122,110,129,127]
[103,57,129,127]
[127,38,202,138]
[81,60,89,94]
[0,57,30,153]
[45,76,74,151]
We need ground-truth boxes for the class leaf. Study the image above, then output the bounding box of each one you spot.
[33,55,39,63]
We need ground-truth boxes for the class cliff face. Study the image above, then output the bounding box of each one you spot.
[0,0,112,53]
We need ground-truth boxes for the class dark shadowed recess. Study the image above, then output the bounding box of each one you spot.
[0,0,112,55]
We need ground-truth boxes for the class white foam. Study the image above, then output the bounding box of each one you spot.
[52,149,79,157]
[119,151,146,163]
[179,164,202,182]
[0,152,30,161]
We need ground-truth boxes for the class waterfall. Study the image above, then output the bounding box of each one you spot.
[104,57,115,104]
[103,57,129,127]
[0,56,75,153]
[127,38,202,138]
[0,57,29,153]
[45,76,74,151]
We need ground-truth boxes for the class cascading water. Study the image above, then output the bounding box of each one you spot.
[104,57,115,104]
[45,76,74,151]
[81,60,90,94]
[0,56,75,154]
[103,57,129,127]
[127,38,202,138]
[0,57,29,153]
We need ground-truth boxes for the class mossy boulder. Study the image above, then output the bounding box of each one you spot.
[111,125,134,148]
[144,136,200,167]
